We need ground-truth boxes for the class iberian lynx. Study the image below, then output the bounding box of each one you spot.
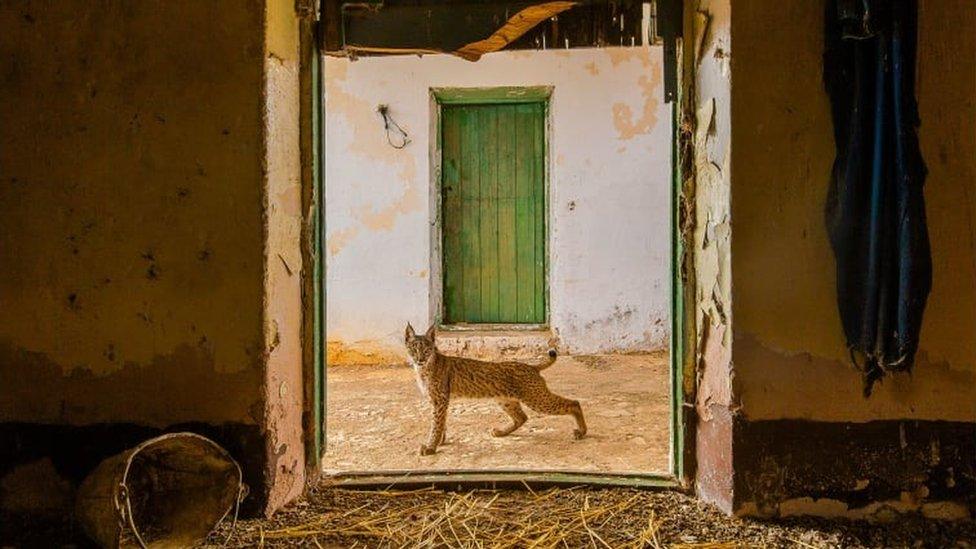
[404,323,587,456]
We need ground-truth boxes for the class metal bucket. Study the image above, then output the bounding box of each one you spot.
[75,432,247,548]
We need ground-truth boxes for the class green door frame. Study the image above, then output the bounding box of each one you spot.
[434,87,551,329]
[311,55,695,490]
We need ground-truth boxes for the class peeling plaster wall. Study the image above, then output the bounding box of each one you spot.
[690,0,735,514]
[0,0,305,515]
[730,0,976,423]
[263,0,306,512]
[324,48,672,362]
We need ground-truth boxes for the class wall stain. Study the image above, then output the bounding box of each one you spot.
[0,339,263,427]
[324,58,421,255]
[611,62,662,140]
[327,340,404,366]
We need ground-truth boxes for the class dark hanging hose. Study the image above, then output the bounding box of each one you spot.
[824,0,931,397]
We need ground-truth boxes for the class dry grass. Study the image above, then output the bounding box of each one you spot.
[201,486,975,548]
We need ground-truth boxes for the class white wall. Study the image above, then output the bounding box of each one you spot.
[324,47,672,361]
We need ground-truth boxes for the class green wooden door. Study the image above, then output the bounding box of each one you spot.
[441,102,546,325]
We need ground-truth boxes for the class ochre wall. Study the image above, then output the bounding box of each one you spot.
[730,0,976,422]
[0,0,265,426]
[723,0,975,518]
[0,0,306,516]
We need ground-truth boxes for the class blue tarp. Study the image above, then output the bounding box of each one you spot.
[824,0,932,396]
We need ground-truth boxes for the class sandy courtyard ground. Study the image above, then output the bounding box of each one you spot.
[323,352,671,474]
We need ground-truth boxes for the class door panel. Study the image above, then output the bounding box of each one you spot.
[441,102,546,324]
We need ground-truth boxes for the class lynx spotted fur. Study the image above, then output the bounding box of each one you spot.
[405,323,587,456]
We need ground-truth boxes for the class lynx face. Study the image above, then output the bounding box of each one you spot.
[404,323,436,366]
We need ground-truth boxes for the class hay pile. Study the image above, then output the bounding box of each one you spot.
[203,485,975,548]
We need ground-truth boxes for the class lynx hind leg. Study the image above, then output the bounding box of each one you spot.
[492,399,527,437]
[523,389,587,440]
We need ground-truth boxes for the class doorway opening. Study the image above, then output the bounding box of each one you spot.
[316,39,687,484]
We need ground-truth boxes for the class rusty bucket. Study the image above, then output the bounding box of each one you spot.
[75,432,247,548]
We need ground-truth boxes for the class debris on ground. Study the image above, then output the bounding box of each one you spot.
[201,486,975,548]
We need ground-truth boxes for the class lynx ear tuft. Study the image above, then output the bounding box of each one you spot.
[405,323,416,340]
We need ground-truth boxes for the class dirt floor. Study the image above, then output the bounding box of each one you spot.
[323,353,671,474]
[200,486,976,548]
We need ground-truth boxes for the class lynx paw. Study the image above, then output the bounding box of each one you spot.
[573,429,586,440]
[419,445,436,456]
[491,428,508,438]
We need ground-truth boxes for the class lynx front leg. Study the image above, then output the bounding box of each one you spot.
[421,394,448,456]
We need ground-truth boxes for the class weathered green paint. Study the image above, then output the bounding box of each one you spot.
[313,45,326,460]
[673,22,696,487]
[441,101,546,325]
[326,470,682,490]
[670,95,684,483]
[433,86,553,105]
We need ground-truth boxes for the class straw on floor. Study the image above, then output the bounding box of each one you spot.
[203,485,974,548]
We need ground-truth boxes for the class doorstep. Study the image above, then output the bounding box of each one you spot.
[435,327,557,362]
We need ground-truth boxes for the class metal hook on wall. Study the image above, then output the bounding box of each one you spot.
[377,104,411,149]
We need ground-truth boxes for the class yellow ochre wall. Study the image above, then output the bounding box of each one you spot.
[0,0,267,426]
[0,0,307,514]
[731,0,975,422]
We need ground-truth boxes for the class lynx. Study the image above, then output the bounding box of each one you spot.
[404,323,587,456]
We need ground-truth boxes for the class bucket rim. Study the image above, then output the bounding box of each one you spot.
[115,431,246,548]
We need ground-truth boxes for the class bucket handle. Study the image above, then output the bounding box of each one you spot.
[114,482,148,549]
[215,483,249,547]
[114,481,249,548]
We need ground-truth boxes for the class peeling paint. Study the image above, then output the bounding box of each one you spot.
[736,333,976,421]
[611,64,662,140]
[605,47,652,68]
[324,48,673,358]
[263,0,305,513]
[0,339,263,426]
[0,0,267,415]
[691,0,736,513]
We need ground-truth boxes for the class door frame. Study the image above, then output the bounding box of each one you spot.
[313,51,697,489]
[428,86,554,331]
